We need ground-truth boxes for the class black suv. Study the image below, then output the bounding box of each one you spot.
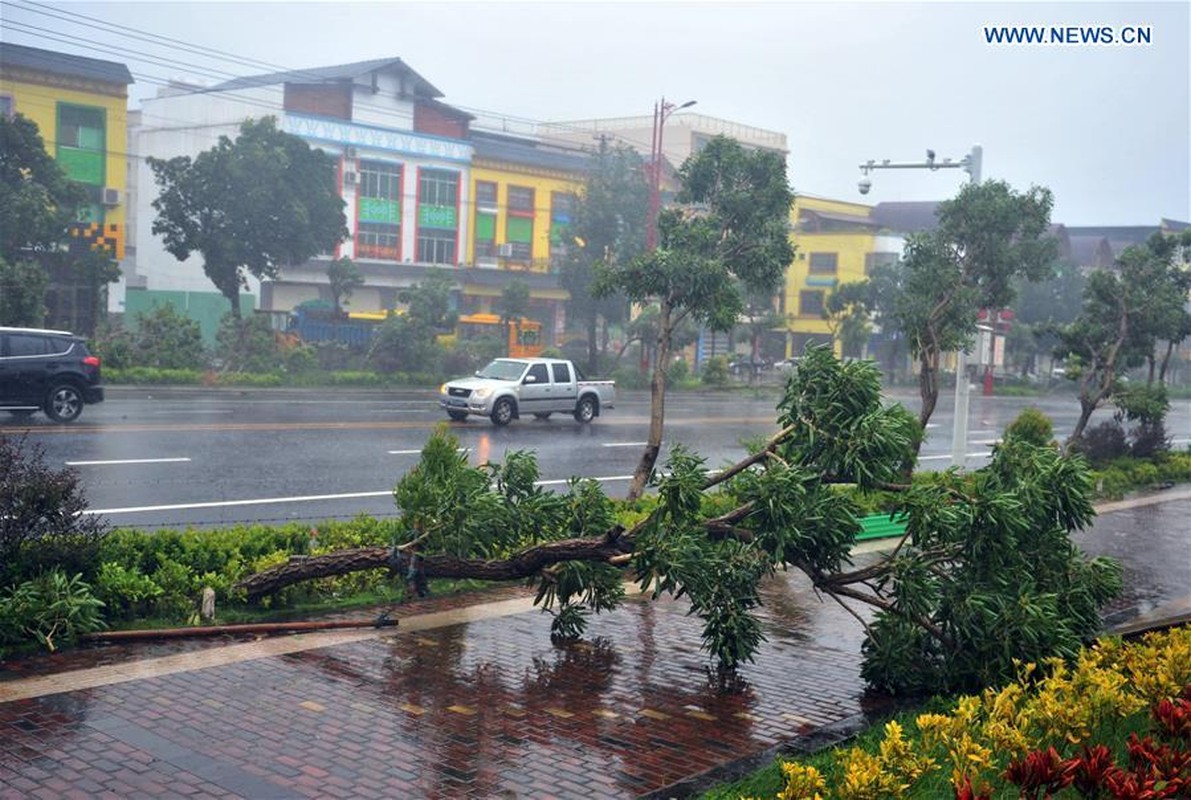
[0,327,104,423]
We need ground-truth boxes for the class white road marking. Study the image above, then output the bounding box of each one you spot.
[84,473,635,516]
[66,457,192,466]
[971,439,1001,445]
[388,447,468,455]
[918,453,992,461]
[601,442,649,448]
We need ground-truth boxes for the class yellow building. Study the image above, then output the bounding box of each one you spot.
[0,42,132,332]
[461,132,588,345]
[780,194,902,357]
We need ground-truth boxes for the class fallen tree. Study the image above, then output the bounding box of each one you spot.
[237,346,1121,694]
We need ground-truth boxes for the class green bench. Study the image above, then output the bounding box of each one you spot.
[856,512,908,541]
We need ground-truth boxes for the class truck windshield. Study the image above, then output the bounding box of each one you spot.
[476,360,527,381]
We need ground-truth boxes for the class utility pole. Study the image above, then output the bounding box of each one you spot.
[646,97,696,251]
[858,144,983,469]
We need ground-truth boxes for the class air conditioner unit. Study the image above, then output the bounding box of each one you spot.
[343,171,358,185]
[497,243,514,258]
[344,146,359,159]
[101,187,121,206]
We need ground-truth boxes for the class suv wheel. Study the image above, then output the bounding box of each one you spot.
[490,397,515,426]
[45,384,84,422]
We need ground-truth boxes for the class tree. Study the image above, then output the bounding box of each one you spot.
[0,257,49,327]
[148,117,348,319]
[237,346,1119,693]
[366,271,457,373]
[326,257,363,314]
[596,136,794,499]
[1056,231,1191,444]
[1008,265,1087,378]
[132,303,205,369]
[497,279,530,356]
[0,114,85,262]
[559,141,649,375]
[824,281,872,359]
[893,180,1056,444]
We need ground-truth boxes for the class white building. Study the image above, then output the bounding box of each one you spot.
[123,57,474,337]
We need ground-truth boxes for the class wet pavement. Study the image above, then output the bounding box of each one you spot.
[2,490,1189,799]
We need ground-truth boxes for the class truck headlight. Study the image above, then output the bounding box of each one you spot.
[439,383,448,395]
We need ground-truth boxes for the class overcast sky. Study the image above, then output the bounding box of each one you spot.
[4,0,1188,225]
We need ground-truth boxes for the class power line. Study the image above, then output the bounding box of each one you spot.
[2,0,661,154]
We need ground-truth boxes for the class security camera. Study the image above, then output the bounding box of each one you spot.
[858,177,872,195]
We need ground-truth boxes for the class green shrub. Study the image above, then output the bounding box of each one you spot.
[0,570,105,653]
[1003,406,1053,447]
[1072,420,1129,465]
[701,355,730,387]
[94,562,162,620]
[665,357,690,388]
[130,303,206,369]
[150,558,197,619]
[1,436,110,586]
[104,367,203,385]
[611,366,649,390]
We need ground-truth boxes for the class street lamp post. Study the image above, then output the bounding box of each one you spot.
[858,145,983,469]
[646,97,696,251]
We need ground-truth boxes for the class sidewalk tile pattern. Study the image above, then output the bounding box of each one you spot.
[1,577,883,799]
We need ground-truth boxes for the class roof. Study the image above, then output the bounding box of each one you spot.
[1067,235,1115,268]
[869,201,942,234]
[210,56,442,98]
[0,42,132,86]
[797,209,883,231]
[470,131,590,174]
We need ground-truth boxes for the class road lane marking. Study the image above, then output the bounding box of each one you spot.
[388,447,468,455]
[84,474,637,516]
[918,453,992,461]
[66,457,192,466]
[601,442,648,448]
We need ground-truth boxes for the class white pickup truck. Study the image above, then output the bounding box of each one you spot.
[439,357,616,426]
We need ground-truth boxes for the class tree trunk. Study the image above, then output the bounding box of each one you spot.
[627,301,672,501]
[915,349,938,453]
[238,537,633,600]
[586,315,599,377]
[1158,340,1175,385]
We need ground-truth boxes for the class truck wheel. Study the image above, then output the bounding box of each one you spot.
[573,396,597,423]
[491,397,515,426]
[532,412,552,420]
[447,410,468,421]
[45,384,84,423]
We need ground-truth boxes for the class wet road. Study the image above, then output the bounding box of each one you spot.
[1,384,1188,530]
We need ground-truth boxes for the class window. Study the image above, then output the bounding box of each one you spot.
[506,186,534,263]
[417,229,456,264]
[549,192,576,260]
[6,334,53,357]
[0,95,13,119]
[58,105,104,150]
[475,181,498,208]
[474,181,498,259]
[356,161,401,260]
[507,186,534,212]
[357,222,400,261]
[808,252,838,274]
[419,169,458,207]
[551,362,571,383]
[865,251,900,274]
[800,290,825,317]
[56,104,105,218]
[526,363,549,383]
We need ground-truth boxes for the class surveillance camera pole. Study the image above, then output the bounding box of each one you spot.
[857,145,983,469]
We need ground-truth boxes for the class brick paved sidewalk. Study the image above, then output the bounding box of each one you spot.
[4,490,1187,799]
[0,574,889,799]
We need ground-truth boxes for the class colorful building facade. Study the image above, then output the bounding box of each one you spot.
[461,132,588,344]
[780,195,903,358]
[0,42,132,332]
